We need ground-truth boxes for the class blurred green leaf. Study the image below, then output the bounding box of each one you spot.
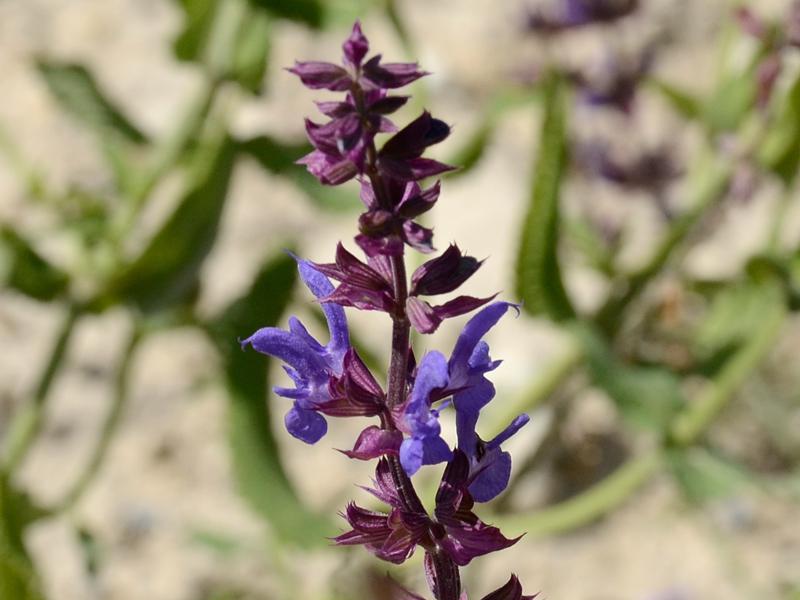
[239,135,307,172]
[563,218,615,276]
[36,61,148,192]
[239,135,360,211]
[174,0,271,93]
[208,252,331,546]
[790,249,800,308]
[103,126,236,312]
[759,72,800,184]
[320,0,382,27]
[648,79,703,121]
[695,283,761,354]
[515,74,575,321]
[444,117,493,180]
[174,0,217,62]
[36,61,147,145]
[668,447,752,504]
[0,226,68,301]
[0,476,46,600]
[231,9,271,94]
[576,324,685,430]
[695,278,782,357]
[75,525,102,578]
[702,72,757,133]
[249,0,324,28]
[189,528,246,557]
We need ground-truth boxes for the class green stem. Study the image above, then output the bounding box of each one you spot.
[55,326,141,512]
[669,292,785,446]
[493,451,663,537]
[3,305,80,472]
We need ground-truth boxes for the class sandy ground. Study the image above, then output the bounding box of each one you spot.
[1,0,799,599]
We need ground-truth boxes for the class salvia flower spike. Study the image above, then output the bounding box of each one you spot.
[244,22,535,599]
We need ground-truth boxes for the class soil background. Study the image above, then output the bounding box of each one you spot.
[1,0,799,599]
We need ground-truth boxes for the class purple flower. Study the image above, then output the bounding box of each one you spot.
[377,112,456,181]
[241,258,349,444]
[382,574,537,600]
[356,176,440,257]
[334,457,429,564]
[288,22,426,91]
[289,22,431,186]
[405,245,495,334]
[447,302,529,502]
[476,575,538,600]
[431,451,521,566]
[527,0,638,33]
[336,452,519,566]
[399,351,453,476]
[398,302,529,501]
[320,348,385,417]
[313,242,493,333]
[410,245,483,296]
[312,242,396,312]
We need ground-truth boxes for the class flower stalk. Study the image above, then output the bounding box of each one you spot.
[242,22,536,599]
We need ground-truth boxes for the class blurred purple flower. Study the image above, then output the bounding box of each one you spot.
[241,258,349,444]
[574,140,682,196]
[527,0,638,33]
[570,48,654,114]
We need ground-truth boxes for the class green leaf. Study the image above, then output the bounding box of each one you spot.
[515,74,575,321]
[231,9,271,94]
[207,252,331,546]
[188,528,246,557]
[36,61,148,191]
[444,117,493,179]
[575,324,685,430]
[248,0,324,28]
[695,278,784,357]
[563,218,616,276]
[174,0,271,94]
[0,226,69,301]
[36,61,148,145]
[759,72,800,184]
[648,79,703,121]
[75,525,102,578]
[103,126,236,312]
[668,447,752,504]
[174,0,218,62]
[0,475,47,600]
[702,73,757,133]
[239,135,360,211]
